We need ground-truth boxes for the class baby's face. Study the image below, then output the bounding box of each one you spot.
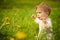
[36,8,48,20]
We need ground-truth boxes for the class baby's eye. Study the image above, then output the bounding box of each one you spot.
[38,12,41,13]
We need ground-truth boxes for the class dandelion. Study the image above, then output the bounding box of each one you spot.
[5,22,10,25]
[10,37,14,40]
[4,16,10,25]
[15,32,27,39]
[5,16,10,21]
[16,24,21,27]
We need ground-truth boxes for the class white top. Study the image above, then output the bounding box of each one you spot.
[34,18,52,31]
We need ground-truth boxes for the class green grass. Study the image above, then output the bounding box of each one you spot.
[0,0,60,40]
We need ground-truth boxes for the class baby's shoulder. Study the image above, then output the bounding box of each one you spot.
[47,18,51,21]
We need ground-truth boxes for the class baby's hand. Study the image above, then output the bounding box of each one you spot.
[31,14,36,19]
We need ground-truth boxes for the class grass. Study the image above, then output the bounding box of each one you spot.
[0,0,60,40]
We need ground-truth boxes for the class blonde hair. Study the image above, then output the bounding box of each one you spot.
[36,2,51,15]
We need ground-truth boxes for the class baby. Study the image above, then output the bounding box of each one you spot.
[32,2,53,40]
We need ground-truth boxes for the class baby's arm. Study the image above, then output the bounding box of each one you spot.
[32,14,40,24]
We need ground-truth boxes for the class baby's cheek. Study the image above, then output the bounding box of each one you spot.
[41,16,46,19]
[42,14,46,17]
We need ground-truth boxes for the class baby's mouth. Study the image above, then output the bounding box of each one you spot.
[37,17,42,20]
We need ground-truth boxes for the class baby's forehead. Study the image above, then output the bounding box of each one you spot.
[36,7,44,12]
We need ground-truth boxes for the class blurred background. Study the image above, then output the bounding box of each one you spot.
[0,0,60,40]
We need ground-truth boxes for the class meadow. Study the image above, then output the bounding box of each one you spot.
[0,0,60,40]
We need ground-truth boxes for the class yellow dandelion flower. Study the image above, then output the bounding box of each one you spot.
[5,16,10,21]
[4,16,10,25]
[16,24,20,27]
[15,32,26,39]
[5,22,10,25]
[10,37,14,40]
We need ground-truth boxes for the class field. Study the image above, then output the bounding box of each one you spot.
[0,0,60,40]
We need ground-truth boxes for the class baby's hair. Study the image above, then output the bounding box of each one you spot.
[36,2,51,16]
